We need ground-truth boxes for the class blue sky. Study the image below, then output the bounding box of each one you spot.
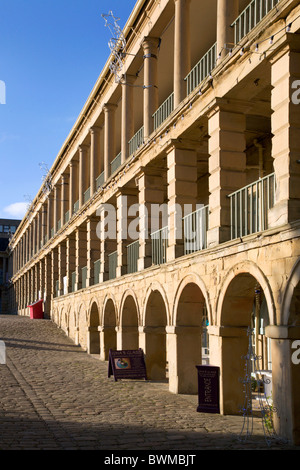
[0,0,137,220]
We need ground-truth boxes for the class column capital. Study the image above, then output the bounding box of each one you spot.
[103,102,118,113]
[142,36,160,55]
[89,125,101,135]
[78,143,89,153]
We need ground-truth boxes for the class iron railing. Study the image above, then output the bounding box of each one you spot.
[84,187,91,204]
[111,152,122,175]
[153,93,174,131]
[109,251,118,280]
[151,226,168,265]
[73,200,79,213]
[129,126,144,156]
[185,43,217,95]
[96,171,105,190]
[183,205,209,255]
[94,259,101,285]
[81,266,87,289]
[231,0,280,44]
[127,240,139,274]
[228,172,276,239]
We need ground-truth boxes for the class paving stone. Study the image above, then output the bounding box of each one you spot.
[0,314,299,451]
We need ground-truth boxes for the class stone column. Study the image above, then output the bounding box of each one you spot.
[53,184,60,234]
[104,103,117,181]
[66,235,76,293]
[75,225,87,291]
[90,126,101,196]
[173,0,191,107]
[216,0,239,60]
[116,190,138,277]
[121,75,136,163]
[69,160,78,216]
[44,254,52,318]
[51,247,59,299]
[142,37,159,139]
[166,143,198,260]
[79,144,89,208]
[41,203,46,247]
[47,194,53,242]
[207,99,247,247]
[61,174,69,227]
[266,325,300,445]
[269,34,300,227]
[86,216,100,287]
[58,242,67,296]
[137,168,166,270]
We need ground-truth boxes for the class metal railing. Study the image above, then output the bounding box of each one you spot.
[153,93,174,131]
[109,251,118,280]
[127,240,139,274]
[94,259,101,285]
[81,266,87,289]
[183,205,209,255]
[72,271,76,293]
[84,187,91,204]
[231,0,280,44]
[151,226,168,265]
[228,172,276,239]
[73,200,79,213]
[96,171,105,190]
[129,126,144,156]
[111,152,122,174]
[65,210,70,224]
[185,43,217,95]
[57,219,62,231]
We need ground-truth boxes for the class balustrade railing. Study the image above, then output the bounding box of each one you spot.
[81,266,87,289]
[109,251,118,280]
[127,240,139,274]
[94,259,101,285]
[129,126,144,156]
[96,171,105,190]
[185,43,217,95]
[151,226,168,265]
[183,205,209,255]
[84,187,91,204]
[228,172,276,239]
[111,152,122,175]
[231,0,280,44]
[153,93,174,131]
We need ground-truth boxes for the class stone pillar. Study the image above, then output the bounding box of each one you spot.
[51,247,59,299]
[61,174,69,227]
[116,190,138,277]
[86,216,100,287]
[166,143,198,260]
[207,99,247,247]
[104,103,117,181]
[137,168,166,270]
[41,203,46,247]
[265,325,300,445]
[58,242,67,296]
[121,75,136,163]
[173,0,191,107]
[75,226,87,291]
[53,184,60,233]
[47,194,53,241]
[269,34,300,227]
[90,126,101,196]
[79,144,89,208]
[44,254,51,318]
[142,37,159,139]
[66,235,76,293]
[69,160,78,216]
[216,0,239,60]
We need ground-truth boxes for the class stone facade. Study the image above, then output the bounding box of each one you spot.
[8,0,300,444]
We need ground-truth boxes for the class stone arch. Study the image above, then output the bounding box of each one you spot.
[282,259,300,326]
[68,305,78,345]
[119,290,140,350]
[88,300,100,355]
[170,274,210,394]
[142,283,169,381]
[216,262,275,415]
[102,296,117,360]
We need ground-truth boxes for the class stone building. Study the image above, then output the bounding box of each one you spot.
[0,219,20,313]
[8,0,300,444]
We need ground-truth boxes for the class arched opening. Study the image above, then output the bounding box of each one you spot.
[219,272,271,414]
[103,299,117,360]
[174,282,207,394]
[121,295,139,350]
[69,309,78,345]
[89,302,100,355]
[144,289,168,381]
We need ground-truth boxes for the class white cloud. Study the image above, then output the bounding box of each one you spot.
[3,202,28,219]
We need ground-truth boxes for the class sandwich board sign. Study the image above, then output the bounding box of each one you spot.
[108,348,147,381]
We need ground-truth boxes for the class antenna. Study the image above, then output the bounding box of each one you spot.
[101,10,127,84]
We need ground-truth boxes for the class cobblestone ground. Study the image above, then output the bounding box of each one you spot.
[0,314,298,452]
